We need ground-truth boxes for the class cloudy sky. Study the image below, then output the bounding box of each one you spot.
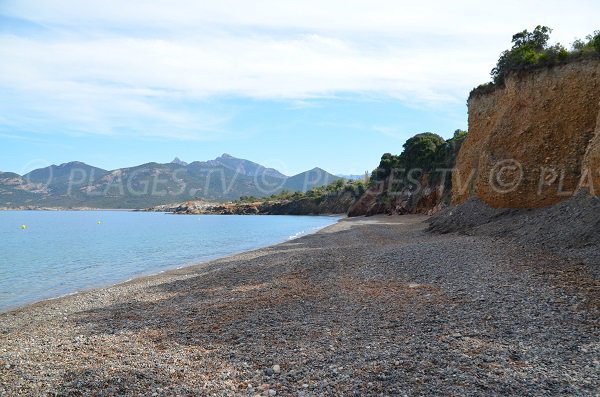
[1,0,599,175]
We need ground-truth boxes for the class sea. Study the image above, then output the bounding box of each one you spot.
[0,211,338,312]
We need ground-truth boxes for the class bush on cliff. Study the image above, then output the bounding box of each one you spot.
[491,25,560,85]
[370,130,466,182]
[369,133,445,182]
[401,133,446,170]
[472,27,600,96]
[369,129,467,193]
[351,130,468,216]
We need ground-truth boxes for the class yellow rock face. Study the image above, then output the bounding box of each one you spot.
[454,60,600,208]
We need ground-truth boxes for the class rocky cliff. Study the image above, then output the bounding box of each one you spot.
[454,59,600,208]
[347,174,448,217]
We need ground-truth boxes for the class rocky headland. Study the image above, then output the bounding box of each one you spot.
[144,181,365,216]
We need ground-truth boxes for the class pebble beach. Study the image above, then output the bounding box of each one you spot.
[1,215,598,396]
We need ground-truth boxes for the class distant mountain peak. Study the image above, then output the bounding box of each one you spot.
[171,157,188,166]
[58,161,85,167]
[2,155,340,208]
[212,154,288,179]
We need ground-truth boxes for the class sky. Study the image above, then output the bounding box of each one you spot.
[1,1,599,176]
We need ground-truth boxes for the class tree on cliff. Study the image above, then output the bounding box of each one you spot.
[491,26,565,84]
[400,133,446,170]
[370,153,399,180]
[486,26,600,87]
[512,26,552,51]
[369,131,468,184]
[573,30,600,55]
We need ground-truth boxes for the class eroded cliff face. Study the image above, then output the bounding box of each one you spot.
[582,108,600,194]
[454,59,600,208]
[347,173,450,217]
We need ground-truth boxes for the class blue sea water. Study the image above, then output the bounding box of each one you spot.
[0,211,338,312]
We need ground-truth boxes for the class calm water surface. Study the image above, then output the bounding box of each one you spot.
[0,211,338,312]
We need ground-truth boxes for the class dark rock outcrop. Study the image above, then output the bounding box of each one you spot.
[348,175,448,217]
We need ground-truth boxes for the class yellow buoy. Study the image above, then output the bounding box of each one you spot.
[21,225,26,229]
[97,221,101,224]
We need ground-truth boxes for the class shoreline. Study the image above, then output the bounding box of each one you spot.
[1,214,598,395]
[0,207,348,214]
[0,215,342,315]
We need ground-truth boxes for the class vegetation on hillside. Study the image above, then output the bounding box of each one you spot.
[370,129,468,186]
[234,129,467,211]
[236,178,368,204]
[344,129,468,216]
[471,26,600,97]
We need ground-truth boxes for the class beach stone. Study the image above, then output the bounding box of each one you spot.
[272,364,281,374]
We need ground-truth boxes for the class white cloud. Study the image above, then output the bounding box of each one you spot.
[1,0,599,138]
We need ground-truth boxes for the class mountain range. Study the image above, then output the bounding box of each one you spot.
[0,154,341,209]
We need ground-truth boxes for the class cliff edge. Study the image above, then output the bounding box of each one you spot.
[454,59,600,208]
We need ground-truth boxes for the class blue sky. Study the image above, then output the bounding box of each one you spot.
[1,1,599,176]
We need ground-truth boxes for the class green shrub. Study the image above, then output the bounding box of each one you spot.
[592,31,600,53]
[400,133,446,170]
[368,129,469,191]
[469,82,496,98]
[370,153,400,182]
[481,27,599,90]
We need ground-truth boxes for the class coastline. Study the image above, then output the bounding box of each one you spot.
[0,214,341,314]
[1,215,598,395]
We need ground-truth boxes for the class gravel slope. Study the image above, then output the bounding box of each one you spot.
[1,215,598,396]
[428,192,600,277]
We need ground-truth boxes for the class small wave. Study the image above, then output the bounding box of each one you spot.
[288,230,306,240]
[47,290,79,301]
[287,220,338,240]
